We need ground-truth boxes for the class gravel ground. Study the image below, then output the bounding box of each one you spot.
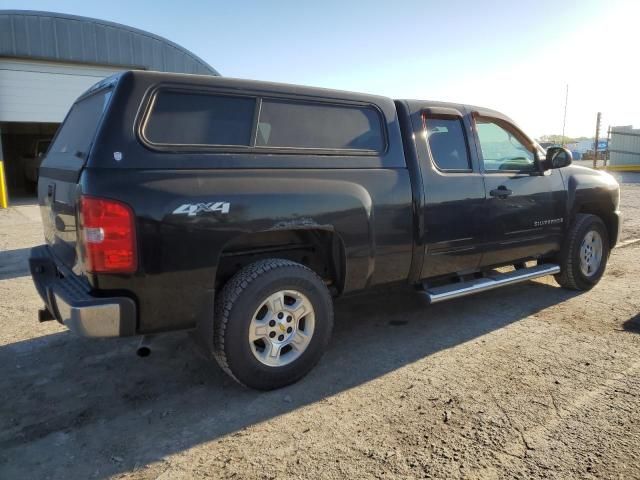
[614,173,640,242]
[1,174,639,480]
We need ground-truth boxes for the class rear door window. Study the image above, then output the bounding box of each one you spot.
[42,88,112,171]
[144,91,256,146]
[424,116,471,171]
[256,99,384,152]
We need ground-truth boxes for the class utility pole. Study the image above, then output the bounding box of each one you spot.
[593,112,601,169]
[605,125,611,167]
[561,84,569,147]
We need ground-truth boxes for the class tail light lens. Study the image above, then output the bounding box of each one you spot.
[79,196,137,274]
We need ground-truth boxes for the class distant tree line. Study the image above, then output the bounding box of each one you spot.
[537,134,591,144]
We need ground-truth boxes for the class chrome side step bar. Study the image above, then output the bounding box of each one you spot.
[423,263,560,304]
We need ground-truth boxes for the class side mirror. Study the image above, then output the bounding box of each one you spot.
[544,147,572,170]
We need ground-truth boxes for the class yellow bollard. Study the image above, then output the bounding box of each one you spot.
[0,160,8,208]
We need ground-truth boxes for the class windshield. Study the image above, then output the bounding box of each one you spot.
[42,88,113,171]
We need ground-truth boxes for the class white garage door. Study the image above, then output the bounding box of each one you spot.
[0,59,122,123]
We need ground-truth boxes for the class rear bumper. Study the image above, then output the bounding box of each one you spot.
[29,245,136,337]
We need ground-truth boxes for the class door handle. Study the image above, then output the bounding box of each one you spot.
[489,186,512,199]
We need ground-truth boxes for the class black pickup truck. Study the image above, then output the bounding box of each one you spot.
[30,71,621,389]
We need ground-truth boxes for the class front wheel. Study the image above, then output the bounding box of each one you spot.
[213,258,334,390]
[555,214,610,290]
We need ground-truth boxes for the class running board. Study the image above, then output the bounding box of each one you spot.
[422,264,561,304]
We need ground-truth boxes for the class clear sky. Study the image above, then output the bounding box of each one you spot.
[2,0,637,138]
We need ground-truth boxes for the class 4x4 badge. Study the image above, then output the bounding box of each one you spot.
[173,202,231,217]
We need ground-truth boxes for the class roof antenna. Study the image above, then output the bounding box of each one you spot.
[561,84,569,147]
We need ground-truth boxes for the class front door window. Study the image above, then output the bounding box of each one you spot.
[476,119,535,172]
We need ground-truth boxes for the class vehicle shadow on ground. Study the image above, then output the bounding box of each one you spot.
[0,281,579,478]
[623,314,640,333]
[0,247,32,280]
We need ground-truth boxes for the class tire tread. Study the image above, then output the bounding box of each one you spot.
[213,258,328,388]
[555,213,608,290]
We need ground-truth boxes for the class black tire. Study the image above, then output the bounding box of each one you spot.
[213,258,334,390]
[555,214,610,291]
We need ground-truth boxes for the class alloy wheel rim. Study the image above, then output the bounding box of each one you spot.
[579,230,603,277]
[249,289,315,367]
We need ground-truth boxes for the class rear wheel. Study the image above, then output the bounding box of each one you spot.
[213,258,333,390]
[555,214,609,290]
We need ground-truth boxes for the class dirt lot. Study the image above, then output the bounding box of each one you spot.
[1,174,639,480]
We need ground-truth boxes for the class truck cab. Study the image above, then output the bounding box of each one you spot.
[399,100,568,278]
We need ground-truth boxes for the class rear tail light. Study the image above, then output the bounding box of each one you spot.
[79,196,137,274]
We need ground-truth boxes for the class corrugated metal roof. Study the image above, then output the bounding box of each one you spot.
[0,10,219,75]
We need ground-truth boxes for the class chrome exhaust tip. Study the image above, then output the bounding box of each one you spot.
[136,335,154,357]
